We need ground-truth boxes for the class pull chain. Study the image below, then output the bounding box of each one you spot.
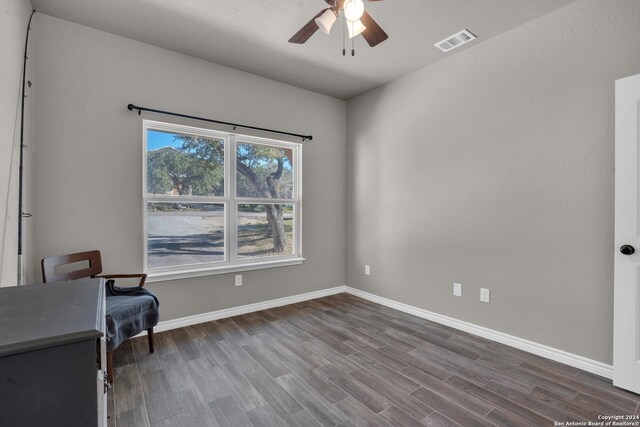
[342,14,346,56]
[352,36,355,56]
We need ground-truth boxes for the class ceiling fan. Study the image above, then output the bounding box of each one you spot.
[288,0,388,52]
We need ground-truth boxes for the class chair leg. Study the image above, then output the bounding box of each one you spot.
[147,328,155,353]
[107,351,113,384]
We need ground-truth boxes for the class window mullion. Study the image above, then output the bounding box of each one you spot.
[229,136,238,264]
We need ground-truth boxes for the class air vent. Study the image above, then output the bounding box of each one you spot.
[434,29,477,52]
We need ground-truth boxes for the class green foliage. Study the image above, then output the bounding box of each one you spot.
[236,143,293,199]
[147,149,173,195]
[147,133,293,254]
[147,136,224,196]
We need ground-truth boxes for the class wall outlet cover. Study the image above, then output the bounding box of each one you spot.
[480,288,490,303]
[365,265,371,275]
[235,274,242,286]
[453,282,462,297]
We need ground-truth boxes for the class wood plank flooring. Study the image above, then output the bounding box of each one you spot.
[109,293,640,427]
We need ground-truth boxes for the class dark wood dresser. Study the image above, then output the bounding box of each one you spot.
[0,278,107,427]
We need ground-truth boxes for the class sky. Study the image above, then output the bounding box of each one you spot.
[147,130,181,151]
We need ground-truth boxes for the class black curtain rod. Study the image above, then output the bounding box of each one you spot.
[127,104,313,141]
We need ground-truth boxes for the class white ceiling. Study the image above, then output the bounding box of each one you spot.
[29,0,576,100]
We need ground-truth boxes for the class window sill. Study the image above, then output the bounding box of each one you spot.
[146,257,306,283]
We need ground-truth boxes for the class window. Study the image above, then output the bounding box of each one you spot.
[143,120,302,280]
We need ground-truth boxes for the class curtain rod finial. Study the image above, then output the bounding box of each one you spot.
[127,104,136,111]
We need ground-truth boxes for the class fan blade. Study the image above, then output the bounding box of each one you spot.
[288,8,328,44]
[360,10,388,47]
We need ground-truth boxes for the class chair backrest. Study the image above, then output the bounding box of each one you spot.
[41,250,103,283]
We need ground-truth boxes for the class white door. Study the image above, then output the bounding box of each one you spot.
[614,73,640,393]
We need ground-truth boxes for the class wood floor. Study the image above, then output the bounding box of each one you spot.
[109,293,640,427]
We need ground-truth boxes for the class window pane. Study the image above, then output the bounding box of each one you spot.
[236,142,293,199]
[147,129,224,196]
[237,204,293,259]
[147,202,224,268]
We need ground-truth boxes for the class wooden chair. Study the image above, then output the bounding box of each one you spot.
[41,250,156,383]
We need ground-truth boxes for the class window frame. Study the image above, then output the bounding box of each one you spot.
[142,120,304,282]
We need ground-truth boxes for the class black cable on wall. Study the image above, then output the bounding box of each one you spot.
[17,9,36,284]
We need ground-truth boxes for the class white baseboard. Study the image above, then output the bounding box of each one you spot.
[148,285,346,334]
[345,286,613,379]
[137,283,612,379]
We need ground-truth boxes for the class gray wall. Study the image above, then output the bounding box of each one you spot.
[30,15,346,320]
[0,0,33,285]
[26,0,640,364]
[346,0,640,364]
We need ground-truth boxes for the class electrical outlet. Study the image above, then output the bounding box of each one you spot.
[235,274,242,287]
[480,288,490,303]
[365,265,370,275]
[453,282,462,297]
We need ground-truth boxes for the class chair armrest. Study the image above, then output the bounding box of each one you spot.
[97,273,147,288]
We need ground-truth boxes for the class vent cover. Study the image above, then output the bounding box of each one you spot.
[434,29,477,52]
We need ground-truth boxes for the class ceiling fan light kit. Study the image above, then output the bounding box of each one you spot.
[288,0,388,54]
[343,0,365,21]
[347,19,367,38]
[315,9,338,34]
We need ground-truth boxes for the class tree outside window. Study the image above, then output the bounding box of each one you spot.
[143,122,301,275]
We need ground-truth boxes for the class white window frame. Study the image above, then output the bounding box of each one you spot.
[142,120,304,282]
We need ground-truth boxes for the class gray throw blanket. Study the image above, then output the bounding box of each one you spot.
[105,280,159,352]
